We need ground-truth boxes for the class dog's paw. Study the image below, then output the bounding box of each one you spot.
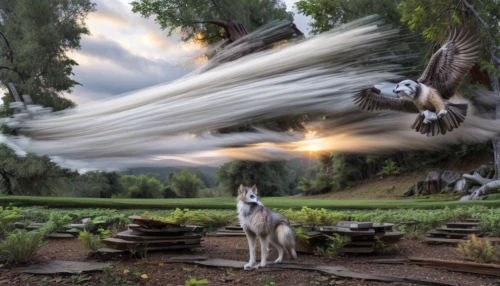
[243,263,254,270]
[253,263,266,269]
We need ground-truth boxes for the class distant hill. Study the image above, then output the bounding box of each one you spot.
[123,159,318,186]
[123,166,218,183]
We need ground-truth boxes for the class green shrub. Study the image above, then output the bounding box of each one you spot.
[142,208,236,228]
[40,211,72,235]
[280,207,345,226]
[317,234,350,258]
[378,159,404,176]
[457,235,496,263]
[293,227,310,243]
[1,230,45,263]
[0,205,21,239]
[78,231,102,252]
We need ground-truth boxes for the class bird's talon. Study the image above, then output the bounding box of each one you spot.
[437,110,448,118]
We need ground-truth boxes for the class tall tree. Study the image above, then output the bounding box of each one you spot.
[131,0,294,46]
[120,174,163,198]
[398,0,499,91]
[171,169,201,198]
[0,143,77,196]
[296,0,402,34]
[216,161,293,196]
[71,171,124,198]
[0,0,96,117]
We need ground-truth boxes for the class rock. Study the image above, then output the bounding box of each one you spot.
[474,165,493,178]
[460,195,472,201]
[441,171,462,187]
[453,179,467,193]
[19,260,109,274]
[406,171,464,196]
[467,186,480,195]
[404,186,415,197]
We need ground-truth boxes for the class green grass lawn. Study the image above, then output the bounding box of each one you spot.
[1,196,500,210]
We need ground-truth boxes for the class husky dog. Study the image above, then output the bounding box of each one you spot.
[237,184,297,270]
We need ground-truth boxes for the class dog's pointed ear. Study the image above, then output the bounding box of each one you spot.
[239,184,246,195]
[251,184,258,195]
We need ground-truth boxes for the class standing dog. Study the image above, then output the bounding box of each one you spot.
[237,184,297,269]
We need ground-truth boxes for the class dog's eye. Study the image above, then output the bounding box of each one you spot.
[250,195,255,199]
[405,83,410,87]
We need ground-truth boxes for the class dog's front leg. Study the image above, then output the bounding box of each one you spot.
[244,230,257,270]
[253,236,269,269]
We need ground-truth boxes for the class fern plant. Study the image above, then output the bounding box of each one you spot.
[457,235,495,263]
[317,233,350,258]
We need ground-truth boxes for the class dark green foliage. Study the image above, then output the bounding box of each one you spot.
[72,171,124,198]
[296,0,402,34]
[121,174,163,198]
[171,169,201,198]
[378,159,404,176]
[216,161,294,196]
[130,0,293,45]
[162,186,178,198]
[296,177,313,192]
[195,168,216,189]
[0,144,78,196]
[0,0,96,117]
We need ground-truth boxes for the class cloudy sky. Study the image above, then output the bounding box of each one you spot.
[66,0,312,104]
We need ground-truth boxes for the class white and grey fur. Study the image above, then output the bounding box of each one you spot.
[237,184,297,270]
[393,79,447,123]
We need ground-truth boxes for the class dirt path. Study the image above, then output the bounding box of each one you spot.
[0,237,495,286]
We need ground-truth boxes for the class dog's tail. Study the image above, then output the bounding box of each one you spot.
[277,224,297,260]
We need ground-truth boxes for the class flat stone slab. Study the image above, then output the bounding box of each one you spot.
[19,260,109,274]
[164,257,453,285]
[97,248,124,253]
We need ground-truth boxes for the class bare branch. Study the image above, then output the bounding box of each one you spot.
[463,172,493,186]
[470,180,500,199]
[0,66,27,83]
[462,0,499,66]
[0,31,14,64]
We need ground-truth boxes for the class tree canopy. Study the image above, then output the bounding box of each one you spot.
[296,0,499,90]
[216,160,295,196]
[0,143,78,196]
[171,169,201,198]
[131,0,293,45]
[0,0,96,116]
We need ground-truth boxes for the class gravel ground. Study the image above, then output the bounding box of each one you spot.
[0,236,497,286]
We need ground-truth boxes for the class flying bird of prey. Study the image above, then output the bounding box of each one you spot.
[354,28,480,136]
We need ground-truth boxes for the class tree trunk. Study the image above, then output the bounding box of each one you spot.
[494,106,500,180]
[0,171,13,195]
[463,172,493,186]
[470,180,500,199]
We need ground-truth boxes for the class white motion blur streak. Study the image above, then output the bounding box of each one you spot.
[1,16,500,170]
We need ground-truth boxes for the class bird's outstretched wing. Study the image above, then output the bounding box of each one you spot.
[353,87,420,113]
[411,103,468,136]
[417,28,480,100]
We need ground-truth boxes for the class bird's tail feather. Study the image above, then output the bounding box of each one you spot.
[411,103,468,136]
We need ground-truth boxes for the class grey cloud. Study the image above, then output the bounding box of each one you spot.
[71,59,191,100]
[71,36,192,101]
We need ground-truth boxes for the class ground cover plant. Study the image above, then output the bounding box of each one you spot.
[2,205,500,236]
[2,196,500,210]
[1,204,500,265]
